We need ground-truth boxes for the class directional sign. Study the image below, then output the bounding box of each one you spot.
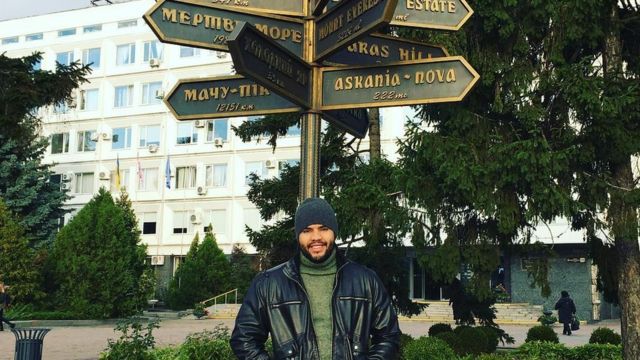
[207,0,305,17]
[314,0,398,61]
[323,108,370,138]
[228,22,313,108]
[389,0,474,31]
[312,0,332,16]
[325,33,448,65]
[143,0,304,56]
[164,75,301,120]
[320,56,479,110]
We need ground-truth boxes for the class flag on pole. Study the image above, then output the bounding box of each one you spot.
[136,151,143,187]
[115,154,121,190]
[165,155,171,189]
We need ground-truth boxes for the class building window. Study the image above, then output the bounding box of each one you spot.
[112,127,132,150]
[118,19,138,28]
[56,51,74,66]
[173,211,190,234]
[205,164,227,187]
[244,208,262,232]
[142,82,162,105]
[175,166,196,189]
[26,33,43,41]
[33,60,41,71]
[114,85,133,108]
[1,37,18,45]
[138,168,159,192]
[176,123,198,145]
[110,169,129,192]
[278,159,299,176]
[77,130,96,152]
[79,89,99,111]
[206,119,228,141]
[143,40,163,62]
[82,48,101,69]
[58,28,76,37]
[139,125,160,147]
[179,46,202,58]
[203,210,226,235]
[245,161,266,185]
[140,212,157,234]
[116,43,136,65]
[83,24,102,33]
[51,133,70,154]
[53,102,71,114]
[74,172,94,194]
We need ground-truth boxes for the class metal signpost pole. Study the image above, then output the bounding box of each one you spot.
[300,0,321,200]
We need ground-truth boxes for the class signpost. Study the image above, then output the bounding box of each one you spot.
[227,22,313,109]
[143,0,305,56]
[314,0,399,61]
[145,0,478,199]
[164,75,300,120]
[320,56,479,110]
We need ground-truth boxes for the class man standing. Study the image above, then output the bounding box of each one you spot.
[231,198,400,359]
[0,282,16,331]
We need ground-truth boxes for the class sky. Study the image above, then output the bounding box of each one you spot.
[0,0,100,21]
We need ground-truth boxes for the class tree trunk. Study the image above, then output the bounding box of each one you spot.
[604,3,640,359]
[368,108,381,160]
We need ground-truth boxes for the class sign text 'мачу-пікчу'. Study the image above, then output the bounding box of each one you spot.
[227,22,313,108]
[320,56,479,110]
[144,0,304,56]
[164,75,301,120]
[314,0,398,61]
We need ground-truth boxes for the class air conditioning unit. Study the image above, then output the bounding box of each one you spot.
[90,132,100,142]
[154,89,165,99]
[213,138,224,148]
[194,120,206,128]
[101,132,110,140]
[62,172,74,181]
[61,182,72,190]
[99,171,110,180]
[190,213,201,224]
[150,255,165,265]
[149,58,161,68]
[197,186,206,195]
[265,159,277,169]
[148,144,159,153]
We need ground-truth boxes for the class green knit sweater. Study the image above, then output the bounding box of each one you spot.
[300,251,337,360]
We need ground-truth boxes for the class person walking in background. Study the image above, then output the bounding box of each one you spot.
[555,290,576,336]
[0,282,16,331]
[231,197,400,359]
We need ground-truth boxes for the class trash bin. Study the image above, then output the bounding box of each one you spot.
[11,328,50,360]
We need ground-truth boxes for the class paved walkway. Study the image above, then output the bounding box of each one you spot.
[0,319,621,360]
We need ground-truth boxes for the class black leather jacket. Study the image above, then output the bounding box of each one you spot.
[230,252,400,359]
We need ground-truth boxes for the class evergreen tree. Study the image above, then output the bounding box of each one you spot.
[229,244,257,299]
[50,188,148,318]
[397,0,640,356]
[0,53,89,245]
[0,198,44,303]
[167,229,231,309]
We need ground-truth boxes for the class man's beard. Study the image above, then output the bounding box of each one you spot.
[300,241,335,263]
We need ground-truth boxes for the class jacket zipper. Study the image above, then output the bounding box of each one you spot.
[270,300,303,309]
[331,262,349,360]
[285,272,320,359]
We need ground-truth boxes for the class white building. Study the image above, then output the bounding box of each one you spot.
[0,0,407,280]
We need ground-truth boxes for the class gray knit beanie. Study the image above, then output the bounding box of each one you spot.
[294,197,339,239]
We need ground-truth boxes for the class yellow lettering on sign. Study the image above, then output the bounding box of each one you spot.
[414,68,457,84]
[334,71,401,91]
[405,0,456,13]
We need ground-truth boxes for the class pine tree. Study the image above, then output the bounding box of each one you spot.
[0,198,44,303]
[0,53,89,246]
[397,0,640,356]
[50,188,148,318]
[229,244,257,298]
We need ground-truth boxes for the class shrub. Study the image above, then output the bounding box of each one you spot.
[149,347,180,360]
[456,326,488,356]
[569,344,622,360]
[178,326,234,360]
[398,333,414,359]
[478,326,500,353]
[476,354,512,360]
[428,323,453,337]
[516,341,569,360]
[192,303,208,319]
[402,336,457,360]
[525,325,559,343]
[100,317,159,360]
[538,313,558,326]
[435,332,464,355]
[589,327,622,345]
